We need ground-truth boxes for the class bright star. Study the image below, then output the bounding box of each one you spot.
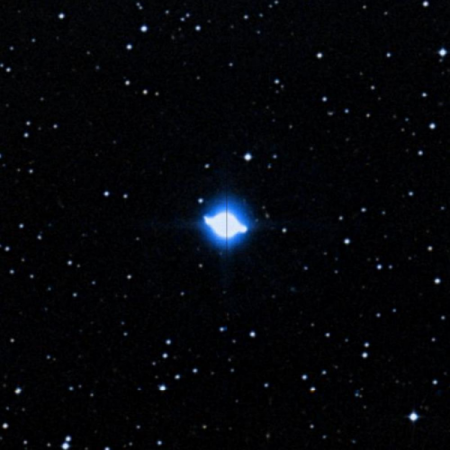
[438,47,447,57]
[204,212,248,239]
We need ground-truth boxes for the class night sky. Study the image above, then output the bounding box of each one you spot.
[2,1,450,449]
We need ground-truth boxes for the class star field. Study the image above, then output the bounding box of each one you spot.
[1,1,450,449]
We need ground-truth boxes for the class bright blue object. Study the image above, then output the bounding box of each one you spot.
[203,197,249,247]
[204,211,248,239]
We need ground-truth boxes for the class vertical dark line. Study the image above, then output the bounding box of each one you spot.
[225,155,229,257]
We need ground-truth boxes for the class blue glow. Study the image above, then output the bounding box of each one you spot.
[204,212,248,239]
[202,197,250,246]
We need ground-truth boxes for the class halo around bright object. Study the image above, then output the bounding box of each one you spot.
[204,211,248,239]
[202,195,250,247]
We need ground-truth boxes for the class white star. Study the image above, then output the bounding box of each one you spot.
[204,212,248,239]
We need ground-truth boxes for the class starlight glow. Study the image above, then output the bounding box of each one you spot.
[204,212,248,239]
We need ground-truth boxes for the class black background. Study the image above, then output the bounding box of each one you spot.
[1,1,450,449]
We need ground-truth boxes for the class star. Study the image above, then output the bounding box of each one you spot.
[438,47,447,57]
[204,211,248,239]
